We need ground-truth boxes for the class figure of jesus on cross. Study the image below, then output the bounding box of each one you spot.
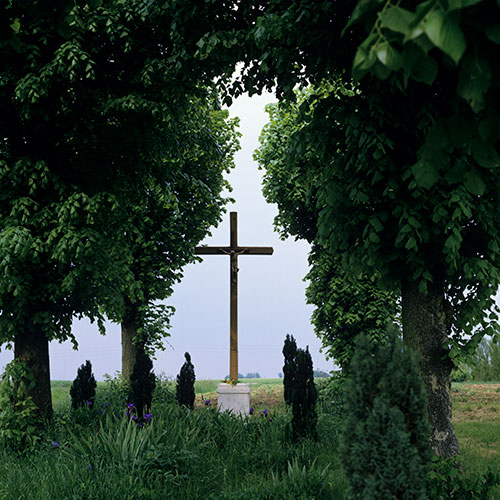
[195,212,273,382]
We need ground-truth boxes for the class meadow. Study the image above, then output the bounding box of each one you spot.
[0,378,498,499]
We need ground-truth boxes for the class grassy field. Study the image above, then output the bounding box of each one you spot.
[3,378,493,499]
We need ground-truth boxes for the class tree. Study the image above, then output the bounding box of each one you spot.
[0,1,232,418]
[176,352,196,410]
[70,360,97,410]
[120,93,239,382]
[255,89,399,372]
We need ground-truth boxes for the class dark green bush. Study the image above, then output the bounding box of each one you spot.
[129,347,156,418]
[291,347,317,441]
[341,334,431,500]
[176,352,195,410]
[70,360,97,410]
[283,334,298,406]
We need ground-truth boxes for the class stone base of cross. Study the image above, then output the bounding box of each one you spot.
[216,382,251,416]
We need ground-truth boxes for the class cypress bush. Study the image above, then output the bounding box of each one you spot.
[176,352,195,410]
[291,346,318,441]
[129,347,156,418]
[282,334,297,406]
[341,334,431,500]
[70,360,97,410]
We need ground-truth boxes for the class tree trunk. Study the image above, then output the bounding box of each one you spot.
[14,325,53,420]
[121,303,138,383]
[401,279,459,458]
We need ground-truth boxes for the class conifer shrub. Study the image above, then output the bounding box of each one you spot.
[129,347,156,418]
[341,334,431,500]
[70,360,97,410]
[283,334,298,406]
[176,352,195,410]
[291,346,318,441]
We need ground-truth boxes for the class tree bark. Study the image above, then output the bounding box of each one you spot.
[14,325,53,420]
[401,279,459,458]
[121,303,138,383]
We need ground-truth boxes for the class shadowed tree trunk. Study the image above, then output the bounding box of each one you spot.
[14,325,53,420]
[121,302,139,383]
[401,279,459,458]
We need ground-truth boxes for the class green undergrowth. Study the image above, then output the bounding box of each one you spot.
[0,401,347,499]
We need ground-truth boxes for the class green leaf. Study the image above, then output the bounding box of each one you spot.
[457,55,491,113]
[10,19,21,33]
[411,160,440,189]
[379,7,415,35]
[422,10,466,63]
[464,170,486,196]
[484,23,500,44]
[446,0,483,9]
[375,42,402,71]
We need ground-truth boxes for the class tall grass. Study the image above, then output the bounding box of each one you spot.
[0,381,348,500]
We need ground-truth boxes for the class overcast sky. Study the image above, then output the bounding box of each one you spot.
[0,91,332,381]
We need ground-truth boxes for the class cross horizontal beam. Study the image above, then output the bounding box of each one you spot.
[195,246,273,255]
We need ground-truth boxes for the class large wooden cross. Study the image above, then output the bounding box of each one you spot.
[195,212,273,382]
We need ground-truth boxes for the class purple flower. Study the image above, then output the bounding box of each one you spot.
[144,413,153,421]
[97,410,103,415]
[262,409,268,416]
[126,411,130,417]
[87,401,93,407]
[103,402,110,407]
[205,399,211,406]
[51,441,60,448]
[132,415,138,421]
[249,408,255,415]
[138,422,144,428]
[127,403,135,409]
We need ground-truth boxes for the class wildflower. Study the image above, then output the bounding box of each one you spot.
[87,465,93,470]
[138,422,144,428]
[205,399,211,406]
[262,409,268,417]
[87,401,93,407]
[144,413,153,421]
[127,403,135,409]
[132,415,138,421]
[103,402,110,407]
[51,441,60,448]
[126,411,130,417]
[249,407,255,415]
[97,410,103,415]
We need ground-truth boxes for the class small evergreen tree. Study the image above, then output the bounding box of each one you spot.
[70,360,97,410]
[291,346,318,441]
[341,334,431,500]
[128,346,156,418]
[176,352,195,410]
[282,334,297,406]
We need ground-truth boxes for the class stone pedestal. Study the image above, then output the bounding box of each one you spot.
[216,383,251,416]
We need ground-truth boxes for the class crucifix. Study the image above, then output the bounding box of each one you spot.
[195,212,273,382]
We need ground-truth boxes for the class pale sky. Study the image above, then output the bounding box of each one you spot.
[0,91,332,381]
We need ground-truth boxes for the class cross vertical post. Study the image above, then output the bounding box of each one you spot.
[195,212,273,383]
[229,212,238,381]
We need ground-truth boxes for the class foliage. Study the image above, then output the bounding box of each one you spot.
[176,353,196,410]
[427,457,500,499]
[70,360,96,410]
[282,334,297,406]
[0,360,42,453]
[256,92,399,371]
[341,334,431,499]
[129,348,156,418]
[468,337,500,381]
